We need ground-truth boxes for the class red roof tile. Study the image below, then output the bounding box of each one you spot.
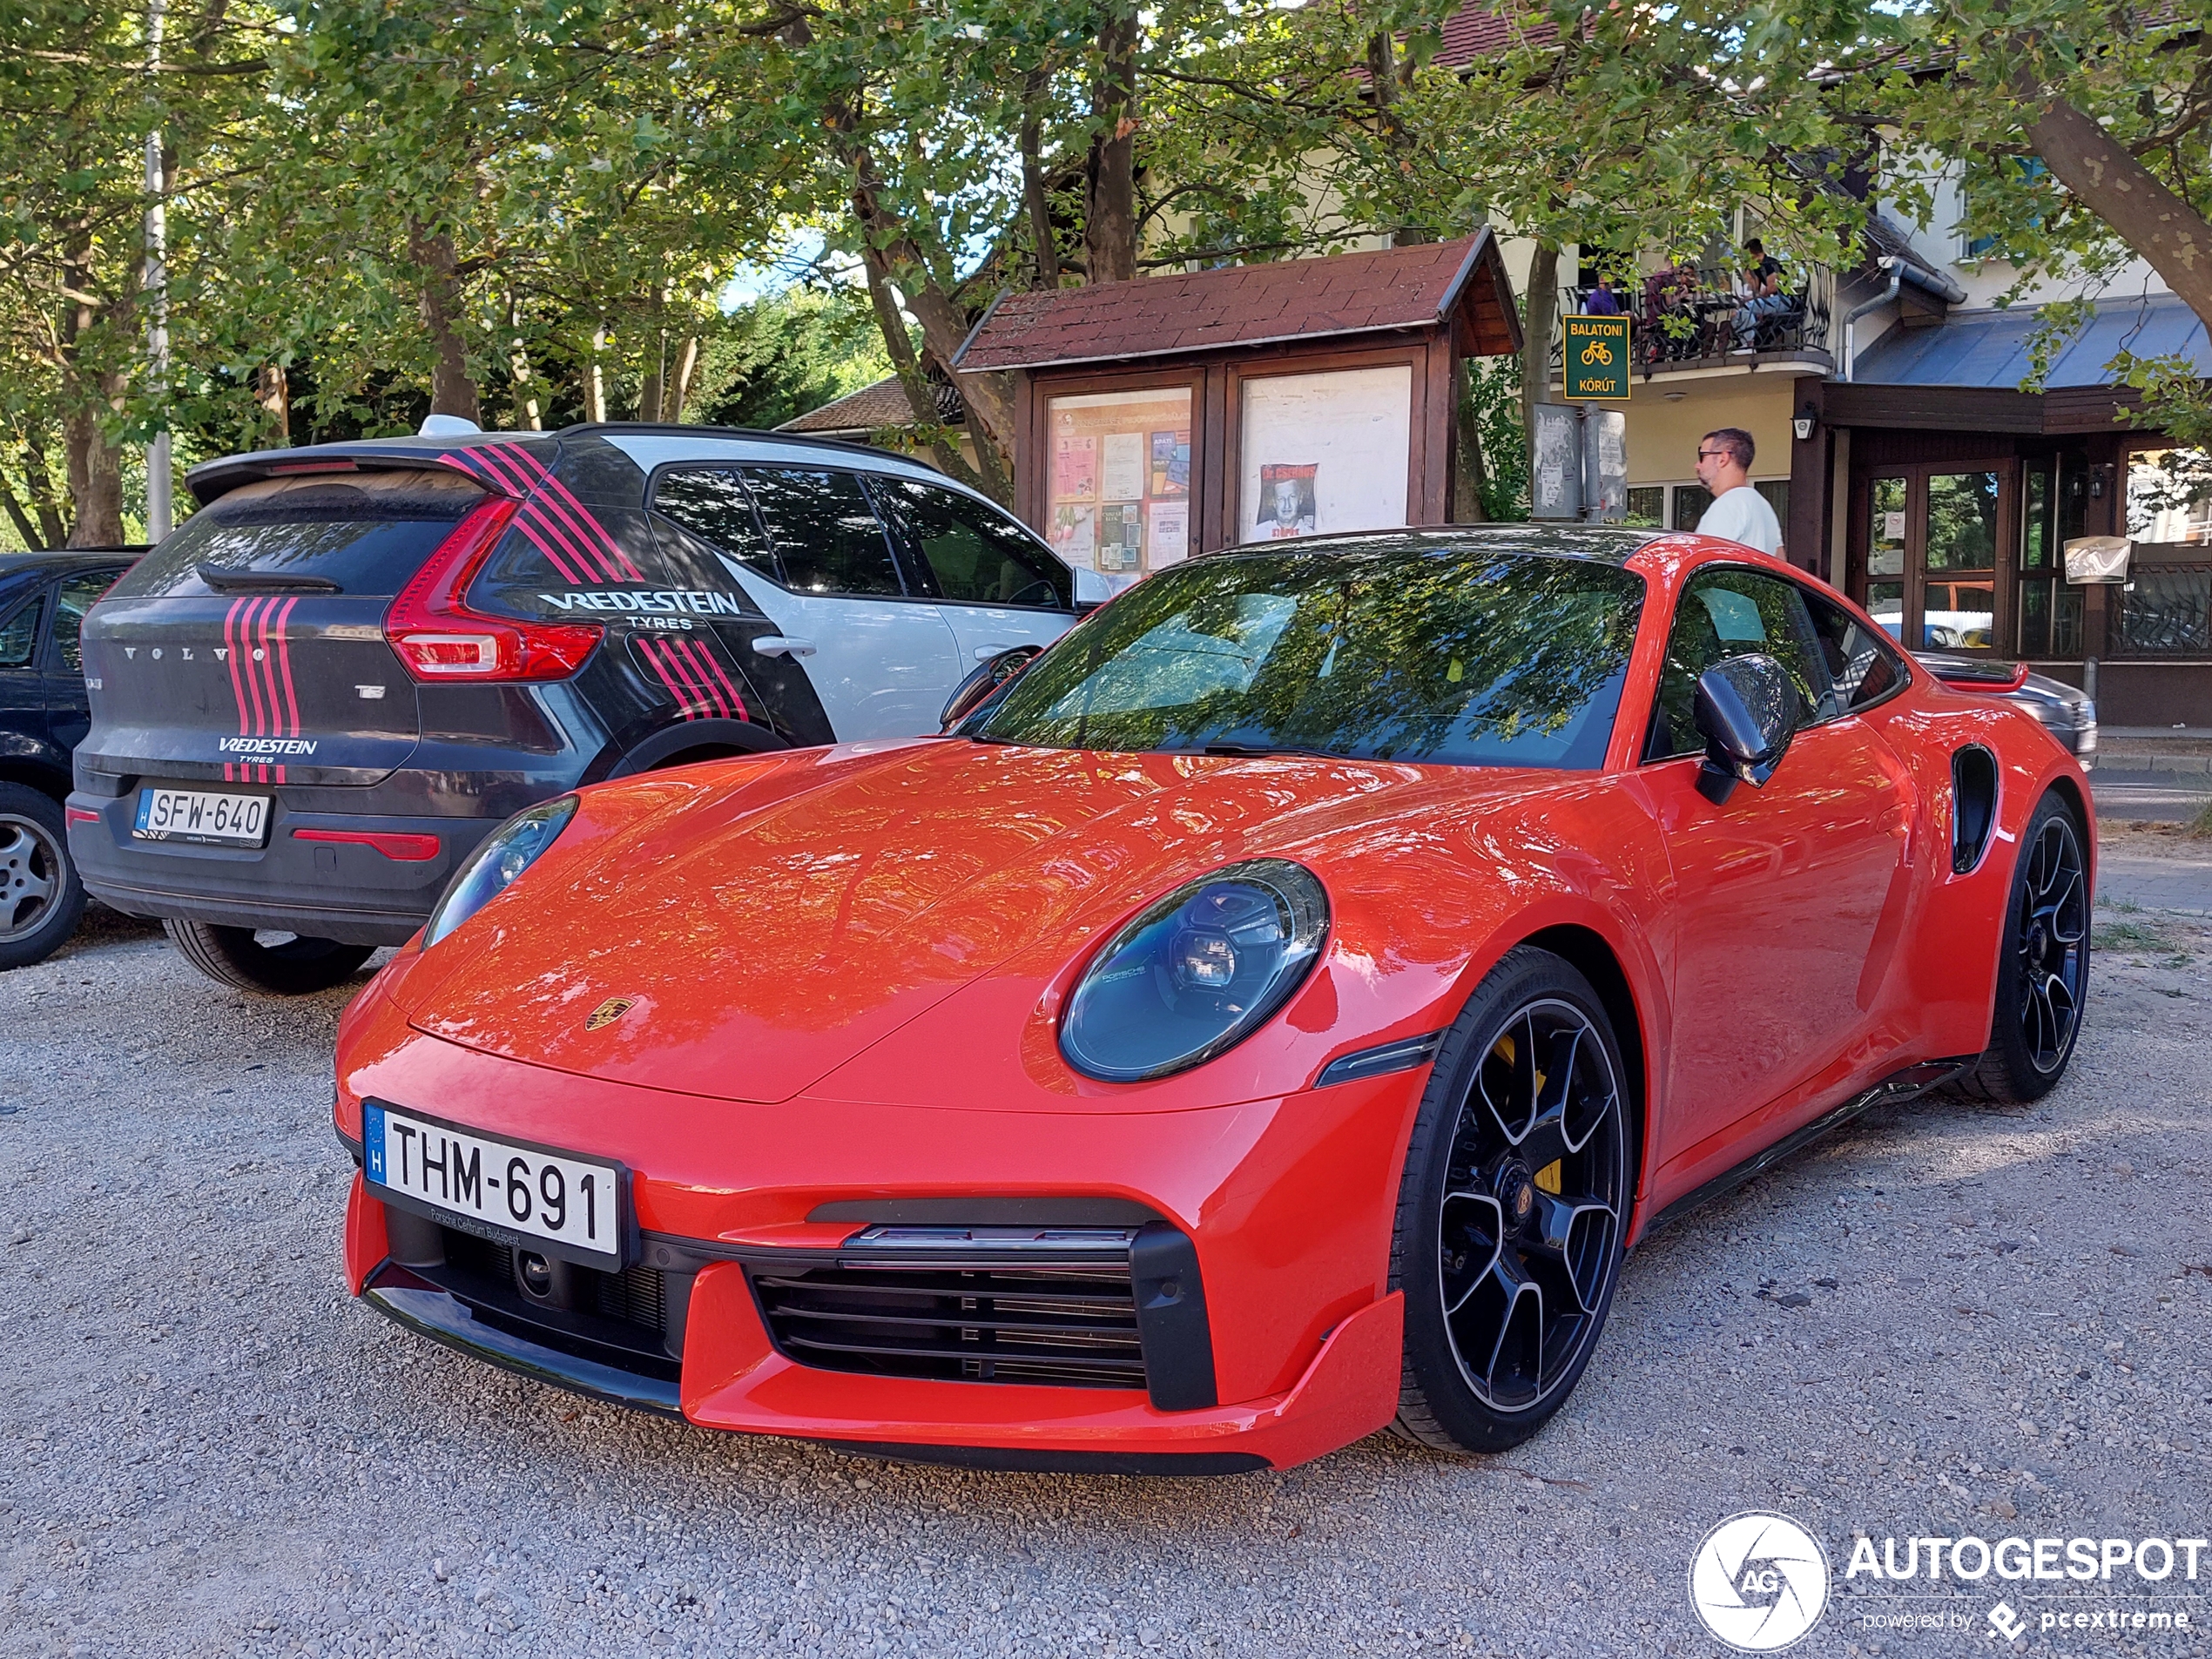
[956,233,1515,373]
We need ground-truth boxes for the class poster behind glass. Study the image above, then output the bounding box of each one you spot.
[1045,388,1193,592]
[1238,366,1413,544]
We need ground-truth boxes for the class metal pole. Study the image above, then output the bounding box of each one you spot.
[144,0,172,541]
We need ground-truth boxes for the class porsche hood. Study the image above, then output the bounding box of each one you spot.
[393,738,1537,1103]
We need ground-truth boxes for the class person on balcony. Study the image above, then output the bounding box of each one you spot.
[1583,272,1622,315]
[1694,428,1784,556]
[1730,239,1792,352]
[1643,258,1700,359]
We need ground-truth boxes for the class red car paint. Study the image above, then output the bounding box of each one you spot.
[334,533,2092,1469]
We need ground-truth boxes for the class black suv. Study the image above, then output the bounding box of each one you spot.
[69,424,1086,993]
[1,550,138,968]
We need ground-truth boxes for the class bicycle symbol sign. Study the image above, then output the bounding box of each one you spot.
[1564,314,1631,401]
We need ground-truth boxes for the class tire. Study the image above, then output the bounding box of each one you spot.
[0,784,87,970]
[1392,947,1633,1454]
[162,918,375,995]
[1949,792,2090,1105]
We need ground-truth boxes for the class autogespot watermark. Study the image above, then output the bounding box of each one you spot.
[1689,1516,2207,1649]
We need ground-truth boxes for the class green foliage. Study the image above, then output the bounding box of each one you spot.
[1463,358,1529,522]
[689,287,892,432]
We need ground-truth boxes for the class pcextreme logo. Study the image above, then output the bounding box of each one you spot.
[1689,1513,1831,1652]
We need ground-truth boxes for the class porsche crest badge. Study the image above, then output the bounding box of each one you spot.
[584,997,635,1031]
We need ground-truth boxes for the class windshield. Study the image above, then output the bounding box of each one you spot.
[970,545,1645,769]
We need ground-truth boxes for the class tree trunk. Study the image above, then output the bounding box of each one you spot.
[20,428,69,548]
[0,474,46,550]
[1367,30,1433,248]
[1520,240,1561,446]
[584,320,609,423]
[1452,361,1489,523]
[861,247,991,491]
[670,335,700,421]
[1085,7,1139,284]
[2021,88,2212,329]
[257,364,291,443]
[64,389,125,547]
[846,156,1019,465]
[1021,75,1062,289]
[408,221,482,422]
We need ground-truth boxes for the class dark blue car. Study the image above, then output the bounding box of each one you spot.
[0,550,138,967]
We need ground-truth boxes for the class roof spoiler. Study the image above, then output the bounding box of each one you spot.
[185,440,530,508]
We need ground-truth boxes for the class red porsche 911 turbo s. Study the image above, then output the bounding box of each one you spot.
[333,526,2092,1474]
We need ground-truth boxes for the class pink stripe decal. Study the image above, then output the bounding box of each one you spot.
[674,638,734,719]
[654,638,717,718]
[465,447,607,583]
[239,597,269,742]
[677,637,745,720]
[483,448,621,581]
[509,512,585,586]
[435,449,517,499]
[638,640,699,718]
[503,448,644,581]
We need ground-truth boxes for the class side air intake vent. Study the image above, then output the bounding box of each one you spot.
[1952,745,1999,873]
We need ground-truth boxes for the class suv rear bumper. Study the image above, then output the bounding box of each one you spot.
[67,790,495,946]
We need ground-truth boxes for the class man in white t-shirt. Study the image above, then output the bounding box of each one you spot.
[1693,427,1784,556]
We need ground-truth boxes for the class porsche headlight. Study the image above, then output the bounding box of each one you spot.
[421,795,578,949]
[1060,860,1329,1082]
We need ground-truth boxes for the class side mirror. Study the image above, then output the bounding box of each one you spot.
[941,644,1042,732]
[1072,566,1113,615]
[1693,653,1798,805]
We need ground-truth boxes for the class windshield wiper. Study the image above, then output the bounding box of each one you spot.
[1197,741,1341,761]
[196,563,343,593]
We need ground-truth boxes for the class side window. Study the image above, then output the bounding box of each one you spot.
[50,569,121,675]
[874,477,1072,610]
[1647,568,1836,760]
[649,468,779,577]
[0,594,41,669]
[740,468,904,597]
[1804,590,1906,713]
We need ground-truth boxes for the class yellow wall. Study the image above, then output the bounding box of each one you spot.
[1614,376,1797,489]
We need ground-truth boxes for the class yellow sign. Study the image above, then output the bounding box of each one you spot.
[1563,314,1631,401]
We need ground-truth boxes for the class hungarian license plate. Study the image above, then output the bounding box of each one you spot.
[132,786,270,847]
[362,1102,625,1270]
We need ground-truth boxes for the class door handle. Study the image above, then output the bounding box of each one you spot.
[752,635,818,658]
[972,644,1017,662]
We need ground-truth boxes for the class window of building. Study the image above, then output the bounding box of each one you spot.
[1672,484,1714,532]
[1623,486,1665,528]
[1962,158,2048,260]
[2017,455,2084,658]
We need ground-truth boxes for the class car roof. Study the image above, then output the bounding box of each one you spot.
[185,423,965,507]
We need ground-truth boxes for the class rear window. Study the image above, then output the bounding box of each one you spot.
[110,469,484,600]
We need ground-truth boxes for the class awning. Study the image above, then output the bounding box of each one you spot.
[1855,292,2210,389]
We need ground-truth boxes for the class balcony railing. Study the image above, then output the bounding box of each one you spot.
[1551,266,1835,378]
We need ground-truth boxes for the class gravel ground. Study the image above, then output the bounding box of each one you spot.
[3,833,2208,1659]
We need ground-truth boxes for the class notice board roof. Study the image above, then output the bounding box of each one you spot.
[954,229,1521,374]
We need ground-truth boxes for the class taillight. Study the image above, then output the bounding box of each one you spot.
[383,495,603,681]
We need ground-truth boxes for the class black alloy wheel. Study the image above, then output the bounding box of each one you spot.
[163,917,375,995]
[1952,793,2090,1105]
[0,784,87,970]
[1393,948,1631,1453]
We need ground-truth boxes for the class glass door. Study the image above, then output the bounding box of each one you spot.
[1859,466,2010,651]
[1920,470,2000,649]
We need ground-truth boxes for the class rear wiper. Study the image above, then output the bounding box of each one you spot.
[196,563,342,593]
